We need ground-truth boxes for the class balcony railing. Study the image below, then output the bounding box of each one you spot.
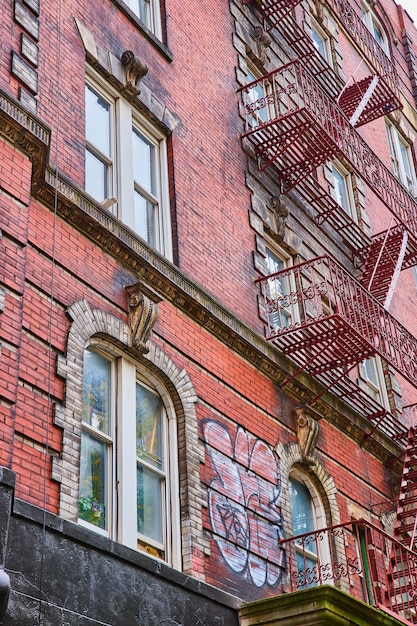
[327,0,399,94]
[257,255,417,387]
[239,60,417,241]
[280,519,417,625]
[250,0,400,125]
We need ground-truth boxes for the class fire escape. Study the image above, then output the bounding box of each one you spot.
[240,1,417,622]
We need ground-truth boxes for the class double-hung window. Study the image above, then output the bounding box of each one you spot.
[246,64,269,129]
[78,346,180,567]
[359,356,389,407]
[85,77,172,259]
[361,1,389,55]
[330,162,356,220]
[123,0,161,38]
[311,21,332,65]
[289,473,329,589]
[265,247,293,331]
[386,123,416,195]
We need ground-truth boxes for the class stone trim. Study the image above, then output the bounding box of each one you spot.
[74,18,178,134]
[53,298,206,578]
[276,441,344,591]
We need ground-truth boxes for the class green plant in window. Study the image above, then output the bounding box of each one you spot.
[78,495,104,525]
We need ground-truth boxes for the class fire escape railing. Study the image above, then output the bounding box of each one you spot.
[257,255,417,387]
[326,0,398,93]
[239,60,417,241]
[280,518,417,625]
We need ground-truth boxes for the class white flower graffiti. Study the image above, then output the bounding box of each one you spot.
[203,421,284,588]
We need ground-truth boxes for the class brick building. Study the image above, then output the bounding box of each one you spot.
[1,0,417,623]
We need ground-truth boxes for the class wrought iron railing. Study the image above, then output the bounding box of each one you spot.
[239,60,417,237]
[281,519,417,624]
[327,0,398,92]
[256,255,417,387]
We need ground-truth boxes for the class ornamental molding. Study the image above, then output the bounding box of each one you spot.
[0,89,403,471]
[125,281,159,353]
[121,50,148,96]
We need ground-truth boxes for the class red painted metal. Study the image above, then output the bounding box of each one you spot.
[253,0,400,126]
[239,60,417,246]
[257,255,417,387]
[354,225,410,305]
[395,428,417,551]
[327,0,400,102]
[280,518,417,624]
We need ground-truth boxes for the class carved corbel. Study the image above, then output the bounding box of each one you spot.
[270,195,289,241]
[125,282,159,353]
[294,407,320,464]
[121,50,148,96]
[254,26,272,65]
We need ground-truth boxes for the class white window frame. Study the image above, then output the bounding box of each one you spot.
[85,70,172,260]
[245,61,270,129]
[359,356,390,409]
[361,1,390,55]
[311,20,332,65]
[330,161,357,221]
[265,243,298,331]
[124,0,162,39]
[386,122,417,196]
[289,470,331,588]
[79,343,181,569]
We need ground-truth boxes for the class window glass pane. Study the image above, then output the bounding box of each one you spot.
[86,85,111,158]
[85,149,108,202]
[79,432,108,530]
[137,465,163,543]
[133,129,154,194]
[247,68,267,127]
[332,167,352,216]
[266,249,291,328]
[312,27,327,60]
[289,478,315,546]
[127,0,151,26]
[136,383,164,470]
[134,191,156,246]
[82,349,111,434]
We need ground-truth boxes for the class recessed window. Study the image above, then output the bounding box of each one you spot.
[265,246,296,331]
[124,0,161,38]
[78,346,180,567]
[330,162,356,220]
[361,2,389,55]
[246,63,269,129]
[289,474,329,589]
[359,356,389,408]
[311,21,332,65]
[386,123,416,195]
[85,77,172,259]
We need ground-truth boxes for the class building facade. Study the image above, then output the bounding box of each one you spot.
[1,0,417,623]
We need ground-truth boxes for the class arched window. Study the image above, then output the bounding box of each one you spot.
[289,472,329,588]
[78,344,180,567]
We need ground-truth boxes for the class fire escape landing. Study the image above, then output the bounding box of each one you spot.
[240,59,417,304]
[257,255,417,388]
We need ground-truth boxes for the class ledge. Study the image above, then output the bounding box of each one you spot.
[239,586,405,626]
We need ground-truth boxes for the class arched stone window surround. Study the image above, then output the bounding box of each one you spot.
[53,299,205,577]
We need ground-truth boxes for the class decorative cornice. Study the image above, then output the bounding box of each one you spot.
[0,89,404,470]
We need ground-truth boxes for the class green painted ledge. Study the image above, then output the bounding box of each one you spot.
[239,586,406,626]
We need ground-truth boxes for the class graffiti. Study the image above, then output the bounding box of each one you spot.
[203,421,284,588]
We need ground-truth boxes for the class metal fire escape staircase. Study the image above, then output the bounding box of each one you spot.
[247,0,401,127]
[394,427,417,551]
[240,58,417,304]
[241,0,408,300]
